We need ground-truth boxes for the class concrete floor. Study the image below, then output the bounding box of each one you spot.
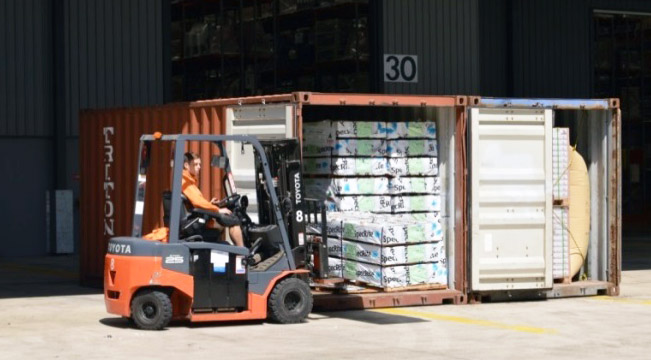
[0,236,650,360]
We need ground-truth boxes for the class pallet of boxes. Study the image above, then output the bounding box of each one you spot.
[552,128,571,284]
[303,119,447,292]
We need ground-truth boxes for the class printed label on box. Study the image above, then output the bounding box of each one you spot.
[386,139,438,157]
[335,196,392,213]
[334,121,387,138]
[389,177,441,194]
[327,237,342,258]
[386,121,437,139]
[391,195,441,213]
[333,139,386,157]
[328,256,343,278]
[303,157,331,175]
[388,158,438,176]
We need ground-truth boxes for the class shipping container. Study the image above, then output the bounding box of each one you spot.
[80,92,620,309]
[80,92,468,308]
[466,97,621,301]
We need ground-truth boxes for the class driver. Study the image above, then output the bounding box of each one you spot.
[182,152,245,247]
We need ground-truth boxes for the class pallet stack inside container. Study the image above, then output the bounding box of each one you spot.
[552,127,571,283]
[303,119,447,290]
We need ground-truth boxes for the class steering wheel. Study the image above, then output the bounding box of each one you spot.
[215,194,241,210]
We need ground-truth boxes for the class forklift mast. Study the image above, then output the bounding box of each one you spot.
[255,139,329,278]
[255,139,305,248]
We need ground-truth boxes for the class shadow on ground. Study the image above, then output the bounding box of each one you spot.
[622,235,651,271]
[0,255,101,299]
[100,316,268,330]
[314,310,427,325]
[98,310,422,331]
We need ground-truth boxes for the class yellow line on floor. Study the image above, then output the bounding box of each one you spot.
[0,263,78,280]
[373,308,558,335]
[591,296,651,305]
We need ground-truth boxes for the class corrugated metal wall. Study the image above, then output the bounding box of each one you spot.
[381,0,480,95]
[511,0,592,98]
[478,0,510,97]
[61,0,166,257]
[0,0,54,257]
[62,0,165,137]
[478,0,651,98]
[0,0,53,137]
[61,0,166,230]
[0,0,165,257]
[0,0,166,138]
[0,139,54,257]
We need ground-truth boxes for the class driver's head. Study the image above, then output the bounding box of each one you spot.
[183,152,201,176]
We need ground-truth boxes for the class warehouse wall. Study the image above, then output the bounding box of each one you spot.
[510,0,592,98]
[0,139,54,257]
[60,0,166,190]
[478,0,651,98]
[0,0,53,137]
[476,0,592,98]
[380,0,480,95]
[0,0,54,257]
[59,0,166,255]
[60,0,165,138]
[0,0,165,257]
[478,0,510,97]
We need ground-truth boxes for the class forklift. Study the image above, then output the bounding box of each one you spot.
[104,134,329,330]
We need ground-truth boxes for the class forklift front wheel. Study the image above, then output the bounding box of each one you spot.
[268,278,313,324]
[130,289,173,330]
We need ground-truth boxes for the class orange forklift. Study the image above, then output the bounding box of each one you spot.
[104,134,330,330]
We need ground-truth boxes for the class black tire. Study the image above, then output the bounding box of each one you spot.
[267,278,313,324]
[130,290,173,330]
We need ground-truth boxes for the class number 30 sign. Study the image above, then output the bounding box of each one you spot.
[384,54,418,83]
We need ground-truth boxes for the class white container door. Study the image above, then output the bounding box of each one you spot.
[225,104,295,222]
[470,108,553,291]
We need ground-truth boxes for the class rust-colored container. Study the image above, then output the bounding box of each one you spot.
[80,92,469,298]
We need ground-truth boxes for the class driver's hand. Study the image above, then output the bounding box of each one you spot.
[210,197,219,205]
[218,208,232,215]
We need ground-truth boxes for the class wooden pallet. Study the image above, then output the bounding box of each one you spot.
[313,280,447,294]
[381,283,448,292]
[313,289,465,310]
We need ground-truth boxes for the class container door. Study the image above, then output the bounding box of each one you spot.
[225,104,295,222]
[470,108,553,291]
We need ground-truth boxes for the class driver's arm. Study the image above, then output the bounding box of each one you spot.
[182,182,219,212]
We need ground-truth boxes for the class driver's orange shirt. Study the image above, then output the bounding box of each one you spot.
[182,169,219,212]
[143,170,221,242]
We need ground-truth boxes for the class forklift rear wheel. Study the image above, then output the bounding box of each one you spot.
[268,278,313,324]
[130,290,173,330]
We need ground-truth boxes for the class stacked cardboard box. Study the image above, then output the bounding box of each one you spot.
[552,128,571,281]
[552,206,570,280]
[303,120,441,214]
[553,128,570,200]
[310,212,447,287]
[302,119,445,288]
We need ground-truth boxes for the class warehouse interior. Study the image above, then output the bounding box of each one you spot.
[0,0,649,277]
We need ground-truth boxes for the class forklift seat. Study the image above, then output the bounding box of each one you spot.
[162,191,222,242]
[162,190,186,227]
